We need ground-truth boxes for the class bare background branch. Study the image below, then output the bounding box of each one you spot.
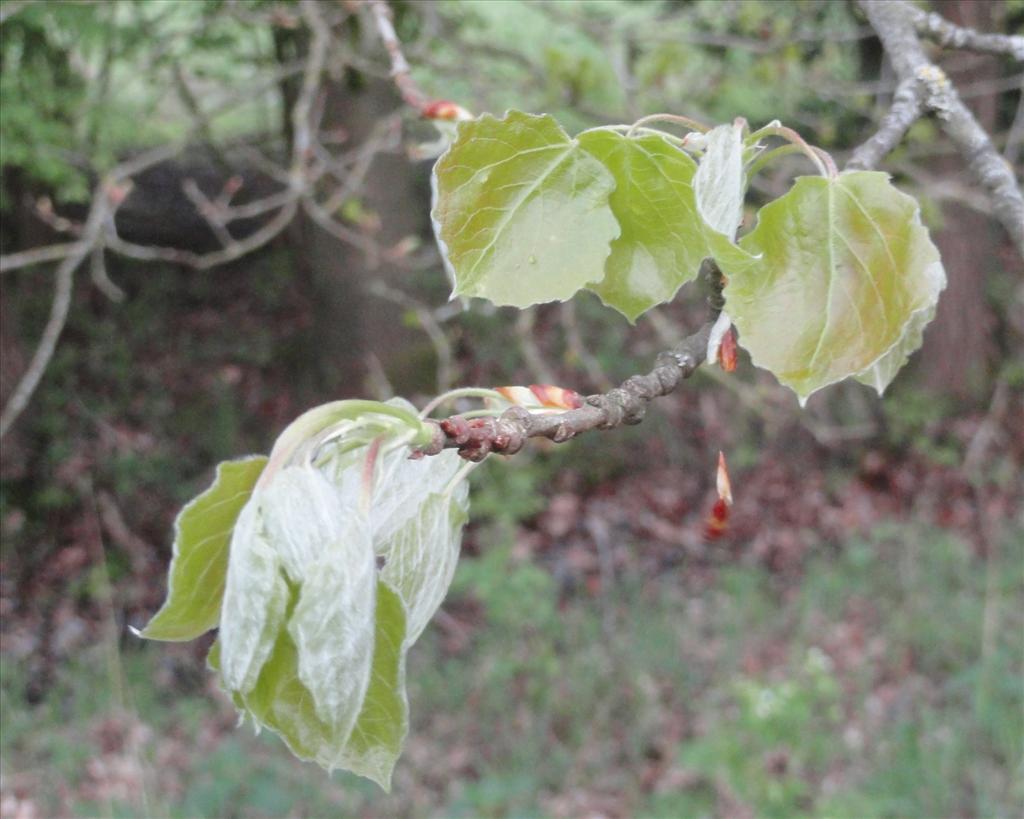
[851,0,1024,256]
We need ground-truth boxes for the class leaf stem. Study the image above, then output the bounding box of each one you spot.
[453,408,506,420]
[418,387,506,419]
[746,123,838,179]
[626,113,710,138]
[443,460,479,497]
[745,144,804,178]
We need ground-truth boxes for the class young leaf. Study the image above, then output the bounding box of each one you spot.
[149,397,471,789]
[576,129,709,321]
[258,466,356,582]
[431,110,619,307]
[316,398,472,647]
[328,582,408,787]
[374,450,469,645]
[287,545,376,735]
[263,468,378,732]
[218,501,291,695]
[694,122,745,239]
[718,171,945,402]
[217,580,408,790]
[139,456,267,641]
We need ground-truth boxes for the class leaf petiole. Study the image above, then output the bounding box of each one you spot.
[443,459,479,498]
[418,387,507,419]
[745,144,805,179]
[625,113,710,138]
[745,123,838,179]
[452,408,505,420]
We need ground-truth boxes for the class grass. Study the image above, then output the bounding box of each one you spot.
[2,515,1021,818]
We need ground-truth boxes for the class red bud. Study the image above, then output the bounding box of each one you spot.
[717,327,738,372]
[704,451,733,540]
[495,384,583,411]
[422,100,472,121]
[529,384,583,410]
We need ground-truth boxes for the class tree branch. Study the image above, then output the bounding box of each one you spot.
[1,242,88,274]
[0,190,111,438]
[0,0,411,437]
[367,0,429,113]
[417,261,727,461]
[846,77,923,170]
[103,198,300,270]
[907,5,1024,61]
[854,0,1024,257]
[420,323,713,462]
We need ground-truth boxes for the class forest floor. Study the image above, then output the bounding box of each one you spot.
[2,510,1021,818]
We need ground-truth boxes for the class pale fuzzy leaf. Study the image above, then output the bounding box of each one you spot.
[327,582,408,789]
[376,459,469,645]
[322,437,470,647]
[695,123,745,239]
[431,110,619,307]
[371,445,465,545]
[259,466,348,582]
[254,465,379,731]
[216,581,409,790]
[218,502,290,694]
[719,171,946,402]
[140,456,266,641]
[202,399,468,789]
[576,129,708,321]
[316,397,471,646]
[262,399,432,489]
[287,509,377,732]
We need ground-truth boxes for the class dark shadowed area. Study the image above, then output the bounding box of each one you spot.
[1,1,1022,817]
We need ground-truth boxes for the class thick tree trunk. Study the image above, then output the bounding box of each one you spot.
[918,0,1001,399]
[297,73,432,396]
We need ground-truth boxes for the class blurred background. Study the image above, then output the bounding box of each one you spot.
[1,1,1022,817]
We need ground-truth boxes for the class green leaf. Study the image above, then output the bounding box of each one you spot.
[328,582,408,787]
[317,401,471,648]
[431,109,619,307]
[139,456,266,641]
[694,122,745,239]
[153,398,471,788]
[373,448,470,645]
[719,171,945,402]
[855,304,936,393]
[218,501,291,694]
[213,580,408,790]
[576,129,709,321]
[264,468,377,733]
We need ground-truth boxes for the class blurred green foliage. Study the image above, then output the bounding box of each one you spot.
[1,0,873,207]
[0,0,279,204]
[420,0,866,143]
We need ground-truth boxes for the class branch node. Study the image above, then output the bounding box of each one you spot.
[440,415,471,445]
[551,423,575,443]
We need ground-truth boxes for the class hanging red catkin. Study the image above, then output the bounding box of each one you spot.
[704,450,733,540]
